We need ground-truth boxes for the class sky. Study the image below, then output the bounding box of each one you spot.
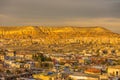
[0,0,120,33]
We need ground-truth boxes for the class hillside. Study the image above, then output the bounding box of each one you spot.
[0,26,120,44]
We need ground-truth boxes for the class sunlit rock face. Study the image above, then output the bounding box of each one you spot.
[0,26,40,39]
[0,26,120,44]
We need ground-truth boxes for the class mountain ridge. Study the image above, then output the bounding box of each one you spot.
[0,26,119,37]
[0,26,119,44]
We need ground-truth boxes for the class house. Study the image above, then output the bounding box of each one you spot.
[16,78,36,80]
[34,61,41,68]
[16,52,33,60]
[4,60,14,65]
[15,57,25,62]
[24,63,31,69]
[0,62,4,69]
[6,51,15,57]
[108,65,120,76]
[16,53,25,58]
[11,62,24,68]
[78,59,84,64]
[69,72,99,80]
[99,75,108,80]
[24,61,35,69]
[41,61,54,68]
[84,68,101,75]
[33,73,56,80]
[0,54,5,61]
[116,52,120,56]
[25,53,33,60]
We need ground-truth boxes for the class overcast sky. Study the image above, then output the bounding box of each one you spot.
[0,0,120,33]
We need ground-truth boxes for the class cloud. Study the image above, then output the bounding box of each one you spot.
[0,0,120,18]
[0,0,120,33]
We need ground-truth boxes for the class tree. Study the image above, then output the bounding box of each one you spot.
[6,70,11,74]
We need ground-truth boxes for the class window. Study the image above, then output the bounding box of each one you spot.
[49,78,52,80]
[116,71,118,76]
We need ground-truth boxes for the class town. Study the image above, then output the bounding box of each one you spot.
[1,0,120,79]
[0,43,120,80]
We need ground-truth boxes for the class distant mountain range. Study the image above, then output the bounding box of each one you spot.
[0,26,120,44]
